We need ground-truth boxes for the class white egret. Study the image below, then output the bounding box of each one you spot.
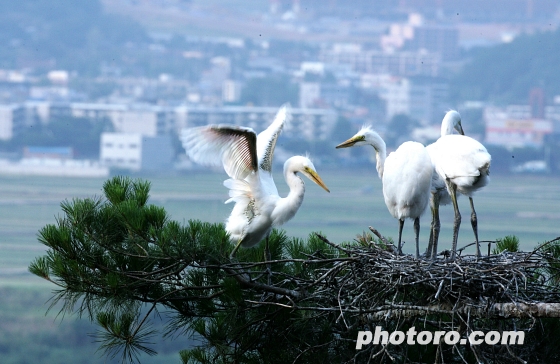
[425,110,464,259]
[336,127,432,258]
[181,106,330,257]
[427,110,491,260]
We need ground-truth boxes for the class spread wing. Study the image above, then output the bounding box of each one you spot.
[181,125,258,180]
[256,104,291,174]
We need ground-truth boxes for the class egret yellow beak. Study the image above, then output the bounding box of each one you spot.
[336,136,360,149]
[304,168,330,192]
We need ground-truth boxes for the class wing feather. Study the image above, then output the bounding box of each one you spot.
[256,104,291,173]
[223,178,252,204]
[181,125,258,180]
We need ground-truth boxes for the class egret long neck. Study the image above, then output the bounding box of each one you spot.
[273,165,306,226]
[375,149,386,179]
[441,119,454,136]
[368,132,386,179]
[440,111,461,136]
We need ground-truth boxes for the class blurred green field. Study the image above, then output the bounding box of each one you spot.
[1,170,560,278]
[0,171,559,363]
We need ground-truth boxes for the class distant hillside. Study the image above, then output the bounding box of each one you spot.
[0,0,148,75]
[450,27,560,104]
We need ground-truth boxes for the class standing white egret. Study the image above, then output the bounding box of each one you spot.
[336,127,432,258]
[425,110,464,259]
[427,110,491,260]
[181,106,330,257]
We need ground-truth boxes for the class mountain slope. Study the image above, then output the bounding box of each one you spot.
[451,27,560,103]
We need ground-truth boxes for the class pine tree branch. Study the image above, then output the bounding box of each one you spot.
[29,177,560,363]
[222,265,304,299]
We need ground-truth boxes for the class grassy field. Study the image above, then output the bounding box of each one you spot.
[0,170,559,362]
[1,170,560,277]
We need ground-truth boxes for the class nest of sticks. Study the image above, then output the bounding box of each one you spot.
[223,231,560,362]
[227,230,560,320]
[306,230,560,320]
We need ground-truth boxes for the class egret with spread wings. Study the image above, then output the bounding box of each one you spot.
[181,106,330,257]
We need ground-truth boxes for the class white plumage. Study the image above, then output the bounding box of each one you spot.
[336,126,432,258]
[426,110,491,260]
[427,110,465,207]
[425,110,463,258]
[181,105,330,256]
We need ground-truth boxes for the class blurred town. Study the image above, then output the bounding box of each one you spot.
[0,0,559,176]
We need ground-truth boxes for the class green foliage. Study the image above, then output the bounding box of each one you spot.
[30,176,227,362]
[350,231,394,252]
[537,238,560,286]
[175,230,353,364]
[29,176,560,364]
[493,235,520,254]
[29,176,354,363]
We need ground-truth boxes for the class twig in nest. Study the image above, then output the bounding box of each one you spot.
[525,236,560,260]
[368,226,390,246]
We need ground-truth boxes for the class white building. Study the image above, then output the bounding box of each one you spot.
[0,158,109,178]
[222,80,242,103]
[24,102,337,142]
[319,45,441,77]
[0,104,25,140]
[299,82,321,109]
[177,105,337,141]
[115,107,160,136]
[359,73,449,123]
[484,107,553,148]
[49,103,172,136]
[100,133,174,171]
[100,133,143,170]
[300,62,325,76]
[378,77,410,120]
[408,79,450,125]
[47,70,69,85]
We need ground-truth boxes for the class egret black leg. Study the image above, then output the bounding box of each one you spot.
[469,197,481,258]
[397,219,404,255]
[427,221,433,258]
[414,217,420,259]
[432,197,441,260]
[448,182,461,261]
[426,191,441,260]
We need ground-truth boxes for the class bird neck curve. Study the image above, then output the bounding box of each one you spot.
[367,132,386,179]
[441,119,454,137]
[283,162,306,201]
[441,111,461,137]
[276,162,306,224]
